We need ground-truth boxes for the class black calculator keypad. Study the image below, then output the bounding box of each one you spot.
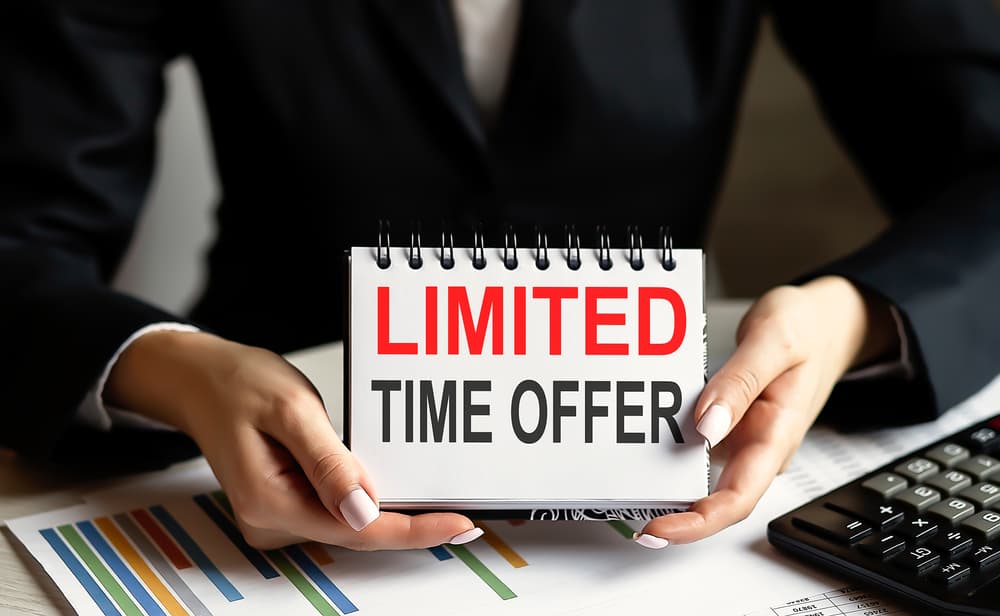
[769,413,1000,615]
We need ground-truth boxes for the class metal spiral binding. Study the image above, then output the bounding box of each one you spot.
[597,225,612,270]
[440,230,455,269]
[566,225,581,270]
[535,226,549,270]
[376,219,391,269]
[503,225,518,270]
[627,225,644,270]
[374,221,678,271]
[408,222,423,269]
[472,224,486,270]
[660,225,676,270]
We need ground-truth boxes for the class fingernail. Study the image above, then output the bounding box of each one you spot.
[339,488,380,531]
[633,532,669,549]
[696,403,732,448]
[448,527,484,545]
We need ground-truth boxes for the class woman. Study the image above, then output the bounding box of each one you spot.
[2,0,999,551]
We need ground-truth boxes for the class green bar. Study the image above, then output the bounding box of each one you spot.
[606,520,634,540]
[446,545,516,600]
[265,549,340,616]
[212,491,235,518]
[57,524,144,616]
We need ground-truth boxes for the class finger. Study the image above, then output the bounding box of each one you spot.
[241,474,478,550]
[640,369,814,546]
[260,390,381,532]
[694,319,805,448]
[343,512,483,551]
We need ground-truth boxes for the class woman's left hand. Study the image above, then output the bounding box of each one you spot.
[633,276,899,549]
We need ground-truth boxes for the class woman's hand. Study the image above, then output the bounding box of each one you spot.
[633,276,899,549]
[105,331,482,550]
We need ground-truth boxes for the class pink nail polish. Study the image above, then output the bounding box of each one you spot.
[339,488,380,531]
[449,527,484,545]
[633,532,669,549]
[696,404,732,448]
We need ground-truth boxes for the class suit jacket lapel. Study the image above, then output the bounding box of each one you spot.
[371,0,485,147]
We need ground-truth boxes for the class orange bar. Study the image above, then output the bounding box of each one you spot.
[131,509,192,570]
[477,522,528,568]
[94,517,189,616]
[302,542,334,566]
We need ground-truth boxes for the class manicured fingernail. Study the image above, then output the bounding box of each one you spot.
[449,527,484,545]
[633,532,669,549]
[340,488,380,531]
[696,403,732,448]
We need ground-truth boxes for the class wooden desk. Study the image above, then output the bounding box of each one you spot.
[0,300,750,615]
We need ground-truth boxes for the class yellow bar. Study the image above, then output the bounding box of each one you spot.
[477,522,528,568]
[94,517,189,616]
[303,541,334,566]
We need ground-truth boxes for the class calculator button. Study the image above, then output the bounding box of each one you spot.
[825,494,905,531]
[898,515,939,543]
[894,485,941,512]
[861,472,908,499]
[930,529,974,559]
[924,470,973,496]
[894,458,940,482]
[927,498,976,525]
[858,533,907,559]
[954,455,1000,482]
[894,546,941,573]
[792,507,872,544]
[960,510,1000,542]
[964,427,1000,452]
[970,544,1000,569]
[930,560,972,585]
[959,482,1000,509]
[925,443,971,468]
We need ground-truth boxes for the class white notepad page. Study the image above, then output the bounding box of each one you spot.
[347,245,709,509]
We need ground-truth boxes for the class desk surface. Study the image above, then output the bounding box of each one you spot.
[0,300,750,615]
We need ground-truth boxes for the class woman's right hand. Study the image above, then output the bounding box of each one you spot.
[104,330,482,550]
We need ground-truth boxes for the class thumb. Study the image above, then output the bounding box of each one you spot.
[696,322,803,448]
[264,393,381,532]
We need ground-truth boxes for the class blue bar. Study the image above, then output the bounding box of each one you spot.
[284,544,358,614]
[77,521,166,616]
[193,494,279,579]
[428,546,453,561]
[149,505,243,601]
[40,528,121,616]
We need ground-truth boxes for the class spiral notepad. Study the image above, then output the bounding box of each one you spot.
[345,224,708,519]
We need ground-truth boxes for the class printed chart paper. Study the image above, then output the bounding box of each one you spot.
[347,246,709,508]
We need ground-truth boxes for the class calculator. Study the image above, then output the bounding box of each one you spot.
[769,414,1000,615]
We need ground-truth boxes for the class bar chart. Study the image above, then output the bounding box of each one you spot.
[25,488,638,615]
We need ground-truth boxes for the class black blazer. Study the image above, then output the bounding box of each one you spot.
[3,1,1000,459]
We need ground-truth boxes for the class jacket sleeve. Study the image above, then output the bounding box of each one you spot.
[771,0,1000,427]
[0,1,193,457]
